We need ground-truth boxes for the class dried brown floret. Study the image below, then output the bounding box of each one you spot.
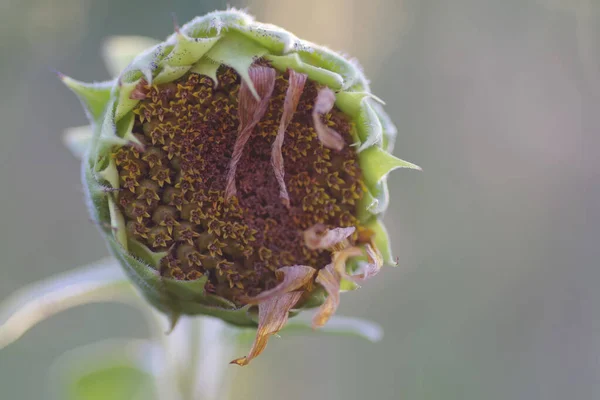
[112,65,365,305]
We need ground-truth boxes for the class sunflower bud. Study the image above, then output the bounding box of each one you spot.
[63,9,419,365]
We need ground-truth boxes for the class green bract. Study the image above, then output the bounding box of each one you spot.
[63,9,419,330]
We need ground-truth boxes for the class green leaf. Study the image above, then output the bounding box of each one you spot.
[0,258,135,350]
[63,125,92,160]
[102,36,161,78]
[284,315,383,341]
[234,315,383,343]
[51,339,161,400]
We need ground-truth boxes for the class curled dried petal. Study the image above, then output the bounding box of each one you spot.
[304,224,355,251]
[271,70,307,207]
[312,87,345,151]
[351,244,383,281]
[331,244,382,283]
[231,291,303,366]
[225,66,276,199]
[312,264,341,328]
[313,244,382,328]
[241,265,316,304]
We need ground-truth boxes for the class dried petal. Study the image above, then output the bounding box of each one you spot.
[304,224,355,251]
[313,244,379,328]
[312,88,345,151]
[351,244,383,281]
[271,70,307,206]
[242,265,315,304]
[231,291,303,366]
[226,66,277,198]
[312,264,341,328]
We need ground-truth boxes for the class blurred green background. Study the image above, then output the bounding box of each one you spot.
[1,0,598,399]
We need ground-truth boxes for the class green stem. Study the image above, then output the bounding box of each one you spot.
[151,314,236,400]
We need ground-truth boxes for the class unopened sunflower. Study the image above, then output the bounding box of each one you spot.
[63,9,420,366]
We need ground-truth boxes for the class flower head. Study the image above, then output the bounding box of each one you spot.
[62,9,420,365]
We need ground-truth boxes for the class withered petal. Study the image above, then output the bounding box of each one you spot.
[312,243,383,329]
[312,87,345,151]
[332,244,382,283]
[304,224,356,251]
[231,291,303,366]
[226,66,277,199]
[271,69,308,207]
[312,264,341,328]
[241,265,315,305]
[352,243,383,281]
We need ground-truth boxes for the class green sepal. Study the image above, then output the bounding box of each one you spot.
[162,31,220,67]
[340,275,361,291]
[205,31,268,99]
[107,197,127,248]
[335,91,385,116]
[119,43,169,84]
[113,43,171,120]
[115,111,140,144]
[359,146,421,191]
[115,80,141,122]
[128,240,166,269]
[357,179,389,221]
[61,77,113,123]
[371,102,398,152]
[102,36,161,78]
[238,22,300,54]
[296,44,361,90]
[266,53,344,89]
[180,9,251,38]
[365,218,394,265]
[335,92,387,151]
[82,163,111,233]
[106,236,257,328]
[152,65,190,85]
[189,58,220,87]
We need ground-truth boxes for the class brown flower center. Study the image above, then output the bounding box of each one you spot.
[113,64,364,304]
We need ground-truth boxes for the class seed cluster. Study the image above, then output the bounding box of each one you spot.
[112,65,364,303]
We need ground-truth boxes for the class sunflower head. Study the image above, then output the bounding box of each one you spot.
[62,9,419,365]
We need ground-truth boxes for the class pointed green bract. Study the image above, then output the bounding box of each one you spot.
[62,78,113,123]
[360,146,421,191]
[189,58,220,86]
[205,31,268,98]
[63,9,418,328]
[266,53,344,88]
[365,218,394,265]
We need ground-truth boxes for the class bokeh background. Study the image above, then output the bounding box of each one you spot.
[1,0,599,399]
